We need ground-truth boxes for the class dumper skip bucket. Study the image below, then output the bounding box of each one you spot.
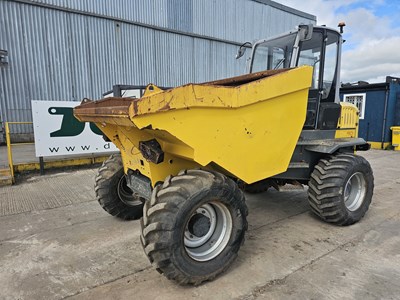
[74,66,313,185]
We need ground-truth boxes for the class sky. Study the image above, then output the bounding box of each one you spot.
[276,0,400,83]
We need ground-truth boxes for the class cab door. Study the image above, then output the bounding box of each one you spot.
[298,29,340,129]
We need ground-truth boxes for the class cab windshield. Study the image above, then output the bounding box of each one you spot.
[251,33,297,73]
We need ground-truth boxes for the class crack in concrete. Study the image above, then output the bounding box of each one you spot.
[0,214,110,243]
[61,266,152,300]
[248,210,309,232]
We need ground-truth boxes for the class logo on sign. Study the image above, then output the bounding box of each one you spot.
[48,107,102,137]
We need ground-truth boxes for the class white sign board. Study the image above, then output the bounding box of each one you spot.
[32,100,118,157]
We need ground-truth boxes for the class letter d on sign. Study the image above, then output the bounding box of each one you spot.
[104,143,110,149]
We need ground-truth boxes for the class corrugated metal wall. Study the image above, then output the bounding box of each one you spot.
[0,0,315,136]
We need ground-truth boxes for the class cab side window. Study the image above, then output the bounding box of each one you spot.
[298,32,323,90]
[322,32,339,99]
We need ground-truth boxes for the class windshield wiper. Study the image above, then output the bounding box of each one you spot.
[273,58,285,70]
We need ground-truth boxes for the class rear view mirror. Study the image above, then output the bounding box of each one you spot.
[236,42,252,59]
[298,24,313,41]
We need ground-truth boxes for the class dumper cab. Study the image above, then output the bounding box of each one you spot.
[235,24,370,183]
[247,24,343,130]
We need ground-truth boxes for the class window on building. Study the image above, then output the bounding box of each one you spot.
[343,93,366,119]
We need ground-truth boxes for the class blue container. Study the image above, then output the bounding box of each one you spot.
[340,77,400,149]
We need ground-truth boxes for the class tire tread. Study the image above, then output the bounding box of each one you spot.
[141,169,248,285]
[308,153,374,226]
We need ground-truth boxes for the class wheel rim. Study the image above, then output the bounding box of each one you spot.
[344,172,366,211]
[117,176,143,207]
[184,201,233,262]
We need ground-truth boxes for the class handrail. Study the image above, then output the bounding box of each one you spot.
[5,122,34,183]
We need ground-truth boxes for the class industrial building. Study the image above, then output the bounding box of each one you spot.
[0,0,316,142]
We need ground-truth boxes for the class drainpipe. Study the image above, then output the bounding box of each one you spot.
[381,85,389,149]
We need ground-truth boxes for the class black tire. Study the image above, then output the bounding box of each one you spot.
[308,153,374,226]
[244,179,270,194]
[95,154,144,220]
[140,169,248,285]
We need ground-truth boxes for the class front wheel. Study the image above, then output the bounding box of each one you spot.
[140,169,248,285]
[95,154,144,220]
[308,153,374,226]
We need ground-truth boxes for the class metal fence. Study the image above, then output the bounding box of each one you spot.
[5,122,34,182]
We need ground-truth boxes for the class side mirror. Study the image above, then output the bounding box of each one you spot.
[236,42,252,59]
[298,24,313,41]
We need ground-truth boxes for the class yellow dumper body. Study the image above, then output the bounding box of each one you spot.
[74,66,313,185]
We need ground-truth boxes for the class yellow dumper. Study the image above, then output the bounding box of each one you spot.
[74,24,374,285]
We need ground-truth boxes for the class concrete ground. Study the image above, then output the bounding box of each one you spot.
[0,144,116,186]
[0,144,116,168]
[0,144,35,168]
[0,150,399,300]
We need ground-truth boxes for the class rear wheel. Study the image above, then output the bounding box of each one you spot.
[308,153,374,225]
[95,154,144,220]
[141,169,248,285]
